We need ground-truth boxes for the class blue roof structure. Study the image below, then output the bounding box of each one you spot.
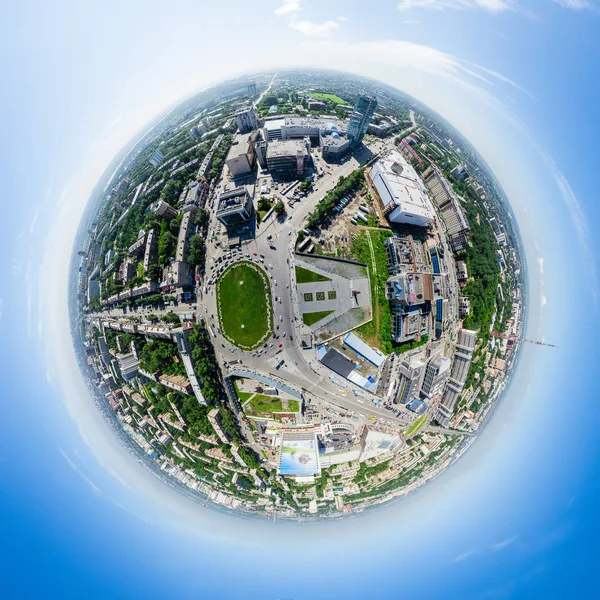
[342,332,386,368]
[406,397,428,415]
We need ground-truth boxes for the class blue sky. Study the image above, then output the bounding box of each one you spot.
[1,1,600,598]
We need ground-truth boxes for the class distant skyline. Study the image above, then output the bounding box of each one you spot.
[1,1,599,598]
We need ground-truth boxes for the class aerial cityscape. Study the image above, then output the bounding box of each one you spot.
[72,70,525,519]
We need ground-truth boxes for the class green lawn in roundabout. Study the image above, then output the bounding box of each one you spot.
[216,261,272,350]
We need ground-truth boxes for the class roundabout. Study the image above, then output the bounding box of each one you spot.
[215,261,272,350]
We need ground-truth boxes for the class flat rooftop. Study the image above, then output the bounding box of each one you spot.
[216,187,249,214]
[226,132,254,160]
[372,150,434,220]
[264,118,285,132]
[266,139,309,159]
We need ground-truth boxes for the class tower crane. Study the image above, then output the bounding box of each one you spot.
[491,331,558,348]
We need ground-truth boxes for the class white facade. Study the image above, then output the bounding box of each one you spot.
[370,150,435,227]
[234,107,257,134]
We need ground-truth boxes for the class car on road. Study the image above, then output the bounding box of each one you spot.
[278,344,282,348]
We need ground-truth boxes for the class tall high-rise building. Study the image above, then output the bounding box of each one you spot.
[395,356,425,405]
[247,83,257,98]
[435,329,477,426]
[235,107,258,134]
[149,149,164,168]
[347,94,377,145]
[421,356,451,398]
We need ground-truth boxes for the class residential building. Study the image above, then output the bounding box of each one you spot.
[235,107,258,134]
[435,329,477,426]
[421,356,451,398]
[104,249,116,266]
[247,82,257,98]
[225,131,257,177]
[149,149,164,168]
[370,150,435,227]
[153,200,178,220]
[143,229,157,273]
[87,279,100,303]
[159,374,192,395]
[456,260,468,283]
[384,235,429,276]
[347,94,377,145]
[459,296,471,317]
[116,352,139,382]
[254,130,268,169]
[308,99,326,110]
[128,231,147,256]
[176,211,194,262]
[386,272,442,344]
[216,187,253,226]
[386,272,436,307]
[489,217,507,245]
[120,261,135,284]
[396,356,425,405]
[451,164,468,180]
[359,427,403,461]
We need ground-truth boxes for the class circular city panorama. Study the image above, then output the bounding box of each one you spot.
[74,70,524,519]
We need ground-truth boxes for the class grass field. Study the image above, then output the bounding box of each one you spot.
[405,413,428,437]
[310,92,345,105]
[302,310,334,326]
[216,262,271,350]
[245,394,301,416]
[233,380,253,402]
[295,265,331,284]
[246,394,284,415]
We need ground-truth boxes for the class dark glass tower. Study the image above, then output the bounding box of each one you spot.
[347,94,377,145]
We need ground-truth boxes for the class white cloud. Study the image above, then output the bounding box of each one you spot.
[397,0,513,12]
[491,535,519,551]
[274,0,301,16]
[552,0,593,9]
[453,550,475,562]
[275,0,340,37]
[468,63,536,100]
[289,19,340,37]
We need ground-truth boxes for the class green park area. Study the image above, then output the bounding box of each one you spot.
[302,310,334,326]
[310,92,345,105]
[216,262,271,350]
[245,394,301,416]
[405,413,428,437]
[295,265,331,284]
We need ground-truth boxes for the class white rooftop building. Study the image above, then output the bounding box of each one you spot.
[370,150,435,227]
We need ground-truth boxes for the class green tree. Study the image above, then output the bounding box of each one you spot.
[188,234,204,266]
[274,200,285,216]
[158,220,176,266]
